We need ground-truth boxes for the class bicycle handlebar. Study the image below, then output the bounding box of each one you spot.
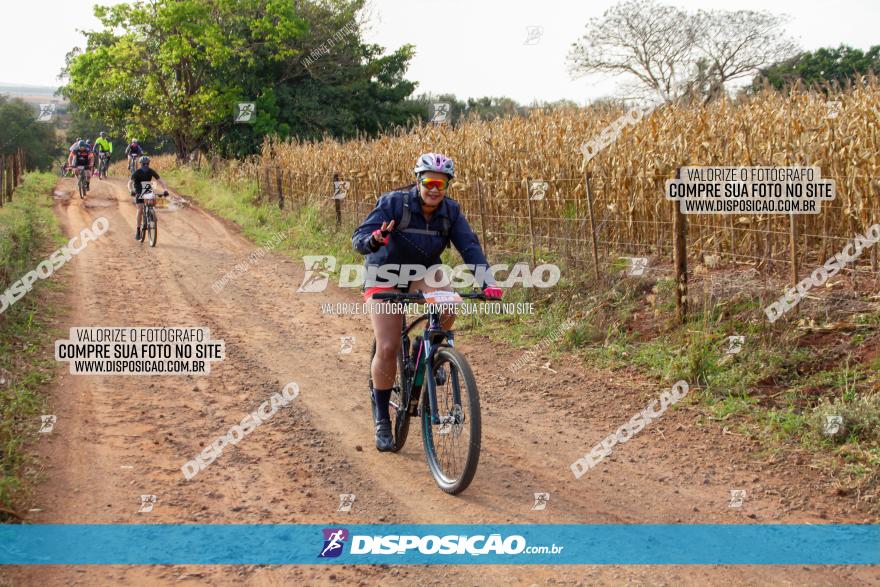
[372,291,488,302]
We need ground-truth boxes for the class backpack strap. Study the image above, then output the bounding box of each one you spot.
[397,196,412,232]
[395,192,452,241]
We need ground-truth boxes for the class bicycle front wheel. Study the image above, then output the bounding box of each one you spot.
[421,346,481,494]
[147,208,158,247]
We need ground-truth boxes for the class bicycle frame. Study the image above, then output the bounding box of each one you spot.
[75,166,89,191]
[407,311,452,425]
[393,295,482,426]
[140,186,157,222]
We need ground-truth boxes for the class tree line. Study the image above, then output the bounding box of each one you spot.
[2,0,877,169]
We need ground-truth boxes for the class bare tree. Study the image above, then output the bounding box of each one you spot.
[568,1,800,104]
[566,0,698,102]
[692,9,799,102]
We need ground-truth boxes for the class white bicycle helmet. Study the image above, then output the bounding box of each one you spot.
[413,152,455,178]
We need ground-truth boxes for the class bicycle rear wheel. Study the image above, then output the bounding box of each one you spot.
[147,208,158,247]
[139,213,147,243]
[369,337,411,452]
[421,346,481,494]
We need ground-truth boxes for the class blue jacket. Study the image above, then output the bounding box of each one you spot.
[352,186,494,288]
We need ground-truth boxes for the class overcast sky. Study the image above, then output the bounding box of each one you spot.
[1,0,877,104]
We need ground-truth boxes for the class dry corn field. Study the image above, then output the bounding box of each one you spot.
[237,82,880,284]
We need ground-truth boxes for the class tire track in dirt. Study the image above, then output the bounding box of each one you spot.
[4,177,877,587]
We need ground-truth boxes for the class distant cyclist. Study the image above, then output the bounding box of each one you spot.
[129,156,169,241]
[93,132,113,178]
[66,140,94,192]
[352,152,502,451]
[67,137,85,153]
[93,132,112,154]
[125,139,144,173]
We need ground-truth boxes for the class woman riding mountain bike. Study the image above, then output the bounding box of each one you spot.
[352,153,502,452]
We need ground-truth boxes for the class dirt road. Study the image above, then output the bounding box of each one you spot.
[5,177,877,586]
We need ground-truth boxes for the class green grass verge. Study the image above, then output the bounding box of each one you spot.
[0,172,63,520]
[164,167,360,268]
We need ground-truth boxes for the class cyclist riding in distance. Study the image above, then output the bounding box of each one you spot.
[67,137,85,153]
[125,139,144,169]
[93,132,112,153]
[66,140,94,192]
[129,156,169,241]
[93,132,112,158]
[93,131,113,179]
[352,152,503,451]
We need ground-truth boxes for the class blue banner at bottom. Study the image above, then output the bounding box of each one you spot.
[0,524,876,565]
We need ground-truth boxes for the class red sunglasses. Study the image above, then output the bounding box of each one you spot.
[420,177,450,191]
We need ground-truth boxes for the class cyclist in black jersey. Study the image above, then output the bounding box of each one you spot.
[66,140,94,192]
[129,156,169,241]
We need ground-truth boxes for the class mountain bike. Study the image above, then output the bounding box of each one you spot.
[96,152,110,179]
[138,184,166,247]
[74,166,90,199]
[369,290,485,494]
[128,154,140,174]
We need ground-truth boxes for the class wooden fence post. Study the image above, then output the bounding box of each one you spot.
[584,172,600,281]
[672,167,688,324]
[872,240,878,274]
[788,212,799,316]
[12,152,20,189]
[332,173,342,227]
[275,167,284,210]
[263,167,271,204]
[5,156,13,200]
[476,179,489,256]
[524,177,537,268]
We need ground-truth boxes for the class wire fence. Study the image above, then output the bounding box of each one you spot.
[0,149,27,206]
[241,164,880,289]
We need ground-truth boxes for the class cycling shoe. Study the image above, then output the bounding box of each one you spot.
[375,419,394,452]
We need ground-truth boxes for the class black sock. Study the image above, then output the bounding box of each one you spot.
[372,388,392,421]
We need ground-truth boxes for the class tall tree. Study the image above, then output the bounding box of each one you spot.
[691,9,797,103]
[0,97,60,171]
[752,45,880,92]
[567,0,799,103]
[566,0,697,102]
[61,0,417,160]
